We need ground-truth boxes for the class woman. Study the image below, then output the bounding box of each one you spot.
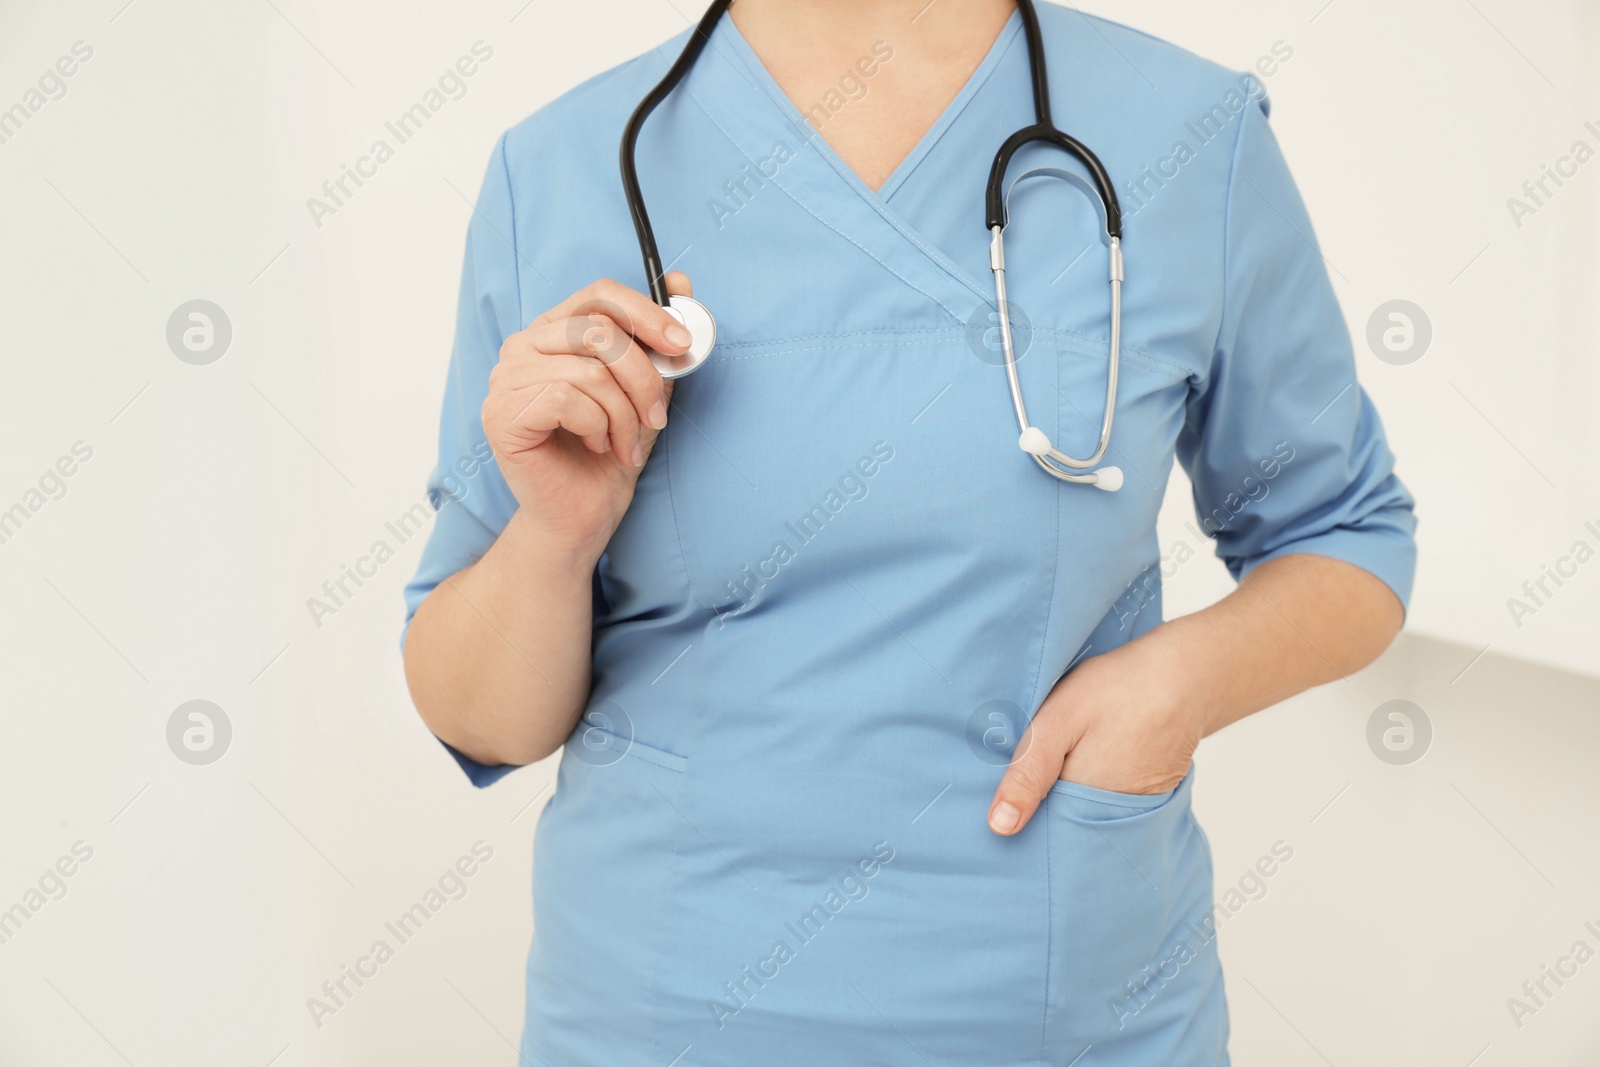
[402,0,1415,1062]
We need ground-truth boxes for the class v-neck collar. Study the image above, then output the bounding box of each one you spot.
[681,11,1025,318]
[715,10,1022,202]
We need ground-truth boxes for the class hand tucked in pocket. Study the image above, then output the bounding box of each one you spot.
[985,634,1208,836]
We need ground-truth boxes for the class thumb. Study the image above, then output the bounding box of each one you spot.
[988,708,1076,836]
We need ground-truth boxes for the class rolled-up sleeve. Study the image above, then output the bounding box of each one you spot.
[401,134,527,788]
[1177,92,1417,611]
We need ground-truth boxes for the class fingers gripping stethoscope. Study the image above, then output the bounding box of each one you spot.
[618,0,1125,491]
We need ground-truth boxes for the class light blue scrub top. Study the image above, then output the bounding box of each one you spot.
[403,7,1415,1065]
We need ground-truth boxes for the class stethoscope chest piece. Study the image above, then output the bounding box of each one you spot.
[647,294,717,380]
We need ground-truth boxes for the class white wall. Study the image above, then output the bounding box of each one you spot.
[1135,0,1600,678]
[0,1,1594,1065]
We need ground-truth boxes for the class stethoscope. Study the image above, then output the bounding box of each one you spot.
[619,0,1125,491]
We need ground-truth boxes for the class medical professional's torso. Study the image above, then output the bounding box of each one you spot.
[464,8,1297,1065]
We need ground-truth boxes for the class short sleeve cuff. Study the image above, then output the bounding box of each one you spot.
[440,737,523,788]
[1236,524,1417,616]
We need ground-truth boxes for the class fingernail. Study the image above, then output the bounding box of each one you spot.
[631,443,645,467]
[988,802,1020,834]
[664,323,692,349]
[648,401,668,429]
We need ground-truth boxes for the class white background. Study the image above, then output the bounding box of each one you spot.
[0,0,1596,1064]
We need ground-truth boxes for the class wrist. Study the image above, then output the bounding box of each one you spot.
[500,507,613,573]
[1097,622,1221,738]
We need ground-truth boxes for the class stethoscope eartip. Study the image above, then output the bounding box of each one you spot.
[1092,466,1123,492]
[1018,426,1053,457]
[1019,427,1122,491]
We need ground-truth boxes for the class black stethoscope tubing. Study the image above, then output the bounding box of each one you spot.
[619,0,735,307]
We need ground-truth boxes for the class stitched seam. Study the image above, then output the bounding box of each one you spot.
[1042,793,1055,1064]
[1209,85,1254,385]
[702,332,1189,378]
[583,727,688,773]
[849,183,995,306]
[700,324,1186,375]
[853,30,1026,303]
[652,745,694,1067]
[498,134,523,328]
[1053,333,1190,378]
[1048,785,1169,810]
[713,326,966,345]
[712,337,963,359]
[659,425,706,610]
[649,762,686,1066]
[1030,349,1064,723]
[1035,344,1063,1066]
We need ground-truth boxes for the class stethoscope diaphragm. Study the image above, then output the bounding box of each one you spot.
[645,294,717,380]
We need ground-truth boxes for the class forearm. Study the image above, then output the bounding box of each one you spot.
[1134,553,1405,738]
[403,508,602,768]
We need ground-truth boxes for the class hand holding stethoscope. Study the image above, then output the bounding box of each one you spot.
[480,274,698,547]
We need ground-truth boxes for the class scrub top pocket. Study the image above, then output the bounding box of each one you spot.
[1043,770,1230,1065]
[1049,776,1178,820]
[525,728,688,1067]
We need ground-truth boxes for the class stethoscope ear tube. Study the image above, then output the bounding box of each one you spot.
[984,0,1124,491]
[990,0,1122,236]
[991,225,1125,492]
[985,125,1122,238]
[620,0,735,308]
